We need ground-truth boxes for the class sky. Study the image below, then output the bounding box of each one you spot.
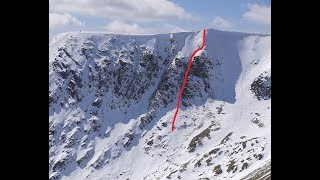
[49,0,271,38]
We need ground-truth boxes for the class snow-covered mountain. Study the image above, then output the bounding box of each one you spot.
[49,29,271,180]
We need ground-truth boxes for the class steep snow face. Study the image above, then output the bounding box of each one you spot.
[49,29,271,180]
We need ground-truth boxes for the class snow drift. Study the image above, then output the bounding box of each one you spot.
[49,29,271,180]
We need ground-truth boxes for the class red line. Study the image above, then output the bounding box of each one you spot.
[171,29,207,131]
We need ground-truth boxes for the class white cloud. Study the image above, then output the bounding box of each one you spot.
[50,0,192,21]
[243,4,271,25]
[151,24,188,34]
[103,21,188,35]
[103,20,145,34]
[209,17,232,30]
[163,24,188,33]
[49,13,84,29]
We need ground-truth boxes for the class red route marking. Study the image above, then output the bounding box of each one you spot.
[171,29,207,131]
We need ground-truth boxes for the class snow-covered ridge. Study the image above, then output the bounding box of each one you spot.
[49,29,270,180]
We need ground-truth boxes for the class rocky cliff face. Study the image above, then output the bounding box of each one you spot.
[49,29,271,180]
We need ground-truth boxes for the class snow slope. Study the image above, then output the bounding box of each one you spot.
[49,29,271,180]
